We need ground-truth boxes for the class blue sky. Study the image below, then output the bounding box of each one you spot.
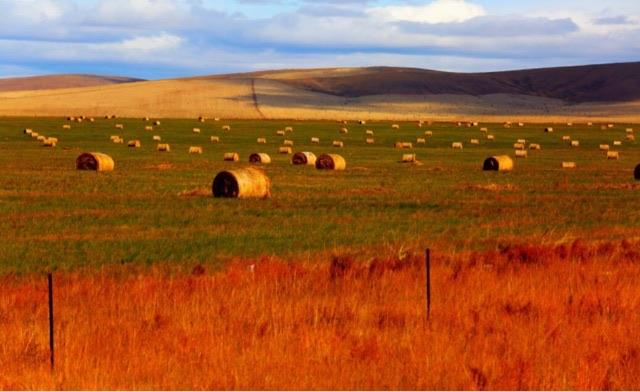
[0,0,638,79]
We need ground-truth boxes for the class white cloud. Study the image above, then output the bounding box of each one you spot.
[103,33,184,53]
[369,0,485,24]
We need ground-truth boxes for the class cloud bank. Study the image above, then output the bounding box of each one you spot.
[0,0,638,78]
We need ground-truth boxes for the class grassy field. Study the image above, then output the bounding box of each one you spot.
[1,116,638,273]
[2,116,640,389]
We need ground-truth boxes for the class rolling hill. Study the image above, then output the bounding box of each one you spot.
[0,74,143,92]
[1,63,639,121]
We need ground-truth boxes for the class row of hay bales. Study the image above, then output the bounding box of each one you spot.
[23,129,57,147]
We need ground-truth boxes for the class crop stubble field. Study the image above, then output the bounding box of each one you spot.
[1,116,640,389]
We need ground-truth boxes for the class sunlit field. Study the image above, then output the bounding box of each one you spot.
[1,116,639,389]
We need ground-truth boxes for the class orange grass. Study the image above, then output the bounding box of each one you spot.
[2,240,640,390]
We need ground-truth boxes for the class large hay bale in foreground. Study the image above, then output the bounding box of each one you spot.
[76,152,114,171]
[483,155,513,172]
[291,151,317,166]
[249,153,271,164]
[212,167,271,199]
[635,164,640,180]
[316,154,346,171]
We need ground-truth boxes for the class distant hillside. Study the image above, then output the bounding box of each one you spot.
[1,63,639,121]
[0,74,143,92]
[270,62,640,103]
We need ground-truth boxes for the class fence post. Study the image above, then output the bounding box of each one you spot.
[48,273,54,371]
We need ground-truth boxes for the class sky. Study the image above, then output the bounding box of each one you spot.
[0,0,639,79]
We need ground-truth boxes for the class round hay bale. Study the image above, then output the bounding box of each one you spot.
[529,143,541,150]
[562,162,576,169]
[513,143,525,150]
[571,140,580,147]
[483,155,513,172]
[515,150,528,158]
[544,127,554,133]
[332,141,344,148]
[154,120,161,126]
[599,144,610,151]
[249,153,271,164]
[189,146,203,154]
[145,125,153,131]
[613,141,622,146]
[607,151,619,160]
[315,154,346,171]
[401,154,416,163]
[43,138,57,147]
[417,138,426,144]
[222,125,231,131]
[157,143,171,152]
[153,135,161,141]
[224,152,240,161]
[627,134,636,141]
[283,139,294,146]
[340,127,348,134]
[365,138,375,144]
[37,135,46,141]
[279,146,293,154]
[23,128,33,135]
[257,138,267,144]
[425,131,433,136]
[210,136,220,143]
[487,134,495,140]
[276,130,286,136]
[635,164,640,180]
[128,140,141,148]
[452,142,463,149]
[311,137,320,144]
[285,126,293,132]
[291,151,317,166]
[192,128,201,134]
[365,130,374,135]
[76,152,114,171]
[212,167,271,199]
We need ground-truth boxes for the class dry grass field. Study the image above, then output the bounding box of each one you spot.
[1,115,639,389]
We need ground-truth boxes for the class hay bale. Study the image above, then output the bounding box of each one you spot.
[257,137,267,144]
[627,134,636,141]
[128,140,141,148]
[292,151,317,166]
[153,135,162,141]
[30,132,39,138]
[626,128,634,134]
[198,116,206,122]
[470,139,480,145]
[562,136,571,141]
[513,143,525,150]
[401,154,416,163]
[285,126,293,132]
[62,124,71,129]
[562,162,576,169]
[395,142,413,149]
[486,135,495,140]
[89,117,95,122]
[279,146,293,154]
[483,155,513,172]
[529,143,541,150]
[283,139,294,146]
[515,150,528,158]
[366,138,375,144]
[189,146,203,154]
[222,125,231,131]
[332,141,344,148]
[193,128,201,134]
[224,152,240,161]
[145,125,153,131]
[214,117,220,121]
[212,167,271,199]
[480,127,488,133]
[210,136,220,143]
[599,144,610,151]
[365,130,374,135]
[425,131,433,136]
[571,140,580,147]
[113,137,123,144]
[359,120,366,125]
[249,153,271,164]
[517,139,526,144]
[115,124,124,129]
[608,124,614,128]
[316,154,346,170]
[157,143,171,152]
[36,135,46,141]
[144,117,150,121]
[23,128,33,135]
[43,138,57,147]
[417,138,426,144]
[311,137,320,144]
[635,164,640,180]
[452,142,463,149]
[607,151,619,160]
[276,130,286,136]
[76,152,114,171]
[544,127,554,133]
[340,127,349,134]
[518,122,525,127]
[613,141,622,146]
[391,124,400,129]
[567,122,573,126]
[154,120,161,126]
[587,122,593,126]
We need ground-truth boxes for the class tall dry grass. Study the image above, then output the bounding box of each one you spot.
[2,240,640,389]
